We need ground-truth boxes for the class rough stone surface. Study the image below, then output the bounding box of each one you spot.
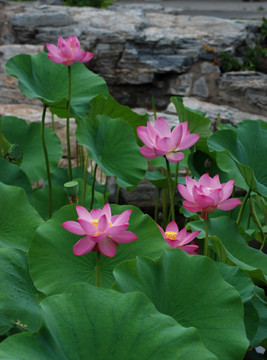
[1,1,266,114]
[165,97,267,127]
[218,71,267,116]
[0,44,43,105]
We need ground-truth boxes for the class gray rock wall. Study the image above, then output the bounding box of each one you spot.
[0,0,266,116]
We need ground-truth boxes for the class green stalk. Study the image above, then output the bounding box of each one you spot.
[66,65,73,181]
[41,104,52,218]
[204,215,209,257]
[250,196,265,242]
[236,188,251,227]
[165,157,175,221]
[82,148,89,207]
[259,234,267,252]
[162,188,168,229]
[104,176,108,203]
[51,113,55,132]
[115,185,120,204]
[90,163,98,210]
[174,162,179,196]
[96,251,101,287]
[154,189,160,223]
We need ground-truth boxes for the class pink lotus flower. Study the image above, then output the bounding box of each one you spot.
[178,173,242,219]
[158,221,200,254]
[46,36,94,66]
[137,117,200,163]
[62,204,138,257]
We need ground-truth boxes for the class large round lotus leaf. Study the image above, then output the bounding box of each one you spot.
[76,114,147,187]
[0,248,43,334]
[250,296,267,348]
[0,182,43,250]
[29,204,168,295]
[1,116,62,182]
[208,120,267,197]
[215,262,255,304]
[87,94,148,140]
[0,312,12,336]
[0,158,32,200]
[215,262,260,344]
[187,217,267,284]
[0,283,217,360]
[32,185,69,220]
[5,53,108,119]
[210,217,267,285]
[113,249,249,360]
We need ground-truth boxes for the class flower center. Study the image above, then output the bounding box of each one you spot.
[165,231,177,241]
[91,219,99,229]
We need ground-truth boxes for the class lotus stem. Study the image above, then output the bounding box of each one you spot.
[162,188,168,229]
[173,161,179,200]
[104,176,108,203]
[82,148,89,207]
[115,185,120,204]
[236,188,251,227]
[96,251,101,287]
[204,215,209,257]
[66,65,73,181]
[51,112,55,132]
[259,234,266,252]
[165,157,175,221]
[90,163,98,210]
[250,196,265,243]
[41,104,52,218]
[154,188,160,223]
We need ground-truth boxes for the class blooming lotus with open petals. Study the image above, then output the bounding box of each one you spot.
[158,221,200,255]
[62,204,138,257]
[46,36,94,66]
[178,173,242,219]
[137,117,200,163]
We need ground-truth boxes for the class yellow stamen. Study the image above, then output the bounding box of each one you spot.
[91,219,99,229]
[165,231,177,241]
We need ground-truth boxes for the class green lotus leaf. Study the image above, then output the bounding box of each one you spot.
[29,204,168,295]
[0,283,217,360]
[87,94,148,140]
[145,169,169,189]
[0,182,43,250]
[0,248,43,334]
[215,262,261,344]
[250,296,267,348]
[75,114,147,187]
[187,217,267,284]
[215,262,255,303]
[5,53,108,119]
[1,116,62,182]
[0,158,32,200]
[32,185,69,220]
[208,120,267,197]
[50,167,105,194]
[113,249,249,360]
[187,150,229,182]
[170,96,211,153]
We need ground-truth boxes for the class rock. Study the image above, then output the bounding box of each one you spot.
[0,2,266,115]
[165,97,267,128]
[0,44,43,105]
[0,2,262,108]
[218,71,267,116]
